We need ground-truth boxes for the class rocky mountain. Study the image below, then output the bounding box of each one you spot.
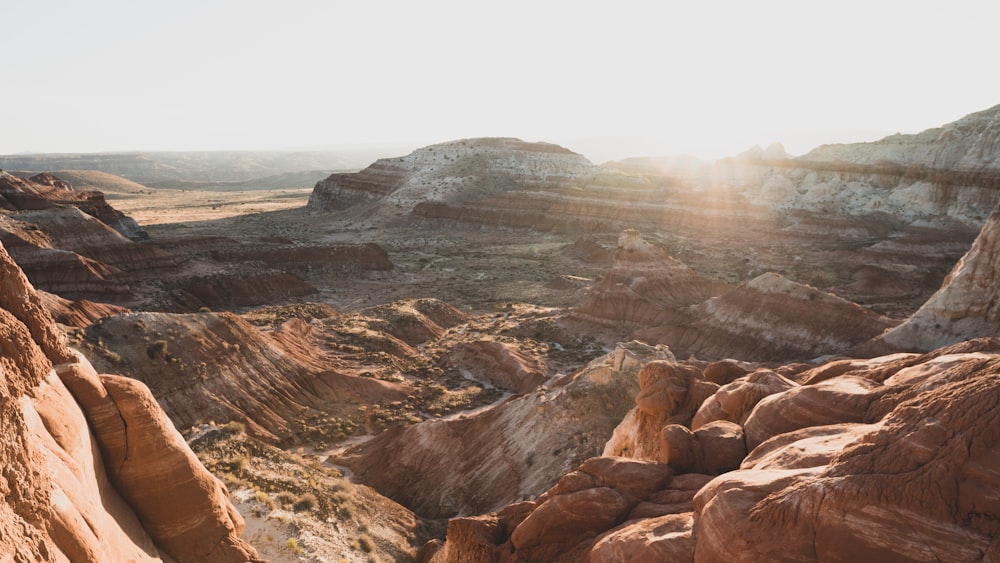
[0,241,261,561]
[308,137,594,211]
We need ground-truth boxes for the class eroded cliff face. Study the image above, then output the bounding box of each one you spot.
[0,242,261,561]
[877,203,1000,351]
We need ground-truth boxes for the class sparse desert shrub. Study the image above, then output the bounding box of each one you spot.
[292,492,317,512]
[222,420,246,435]
[147,339,169,359]
[286,537,303,554]
[357,533,374,553]
[274,491,296,508]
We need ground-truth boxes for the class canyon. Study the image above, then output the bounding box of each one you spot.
[2,103,1000,561]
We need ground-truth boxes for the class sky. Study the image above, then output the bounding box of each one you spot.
[4,0,1000,162]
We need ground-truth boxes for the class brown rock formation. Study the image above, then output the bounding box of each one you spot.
[78,310,409,442]
[37,290,130,327]
[0,170,147,239]
[742,375,883,449]
[603,361,719,461]
[657,272,897,362]
[571,230,727,335]
[0,241,260,561]
[695,355,1000,562]
[334,342,675,518]
[309,137,594,212]
[691,369,797,430]
[442,340,548,394]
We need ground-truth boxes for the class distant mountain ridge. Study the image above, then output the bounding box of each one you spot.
[0,148,412,187]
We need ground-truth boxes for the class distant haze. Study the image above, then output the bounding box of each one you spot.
[3,0,999,160]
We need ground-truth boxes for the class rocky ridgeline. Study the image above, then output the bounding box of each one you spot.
[308,137,595,211]
[0,241,262,561]
[731,105,1000,225]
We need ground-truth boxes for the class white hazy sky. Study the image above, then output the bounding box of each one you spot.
[3,0,999,161]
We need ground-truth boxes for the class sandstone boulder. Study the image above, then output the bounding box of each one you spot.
[691,368,797,430]
[695,362,1000,562]
[742,374,882,449]
[604,361,719,461]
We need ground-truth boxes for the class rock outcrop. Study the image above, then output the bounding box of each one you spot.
[877,202,1000,351]
[77,310,410,442]
[571,230,895,362]
[333,341,675,518]
[731,104,1000,226]
[427,343,1000,562]
[655,272,897,361]
[0,170,147,239]
[569,230,727,338]
[0,241,261,561]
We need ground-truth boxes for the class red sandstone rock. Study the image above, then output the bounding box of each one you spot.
[604,361,718,461]
[0,241,261,561]
[659,421,746,474]
[691,368,797,430]
[333,342,671,518]
[443,340,548,394]
[588,513,695,563]
[742,375,882,449]
[695,359,1000,562]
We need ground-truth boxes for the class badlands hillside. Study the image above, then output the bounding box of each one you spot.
[1,104,1000,561]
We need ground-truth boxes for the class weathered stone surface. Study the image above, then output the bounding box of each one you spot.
[588,513,695,563]
[657,272,897,362]
[0,241,261,561]
[80,310,410,442]
[695,361,1000,562]
[572,230,727,332]
[691,368,797,430]
[604,361,718,461]
[743,375,883,449]
[0,171,147,239]
[442,340,547,394]
[334,342,671,518]
[659,421,746,474]
[509,487,629,559]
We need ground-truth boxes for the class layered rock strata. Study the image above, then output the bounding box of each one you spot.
[877,202,1000,351]
[308,137,594,212]
[333,341,676,518]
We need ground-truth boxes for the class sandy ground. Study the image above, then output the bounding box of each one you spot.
[106,187,313,225]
